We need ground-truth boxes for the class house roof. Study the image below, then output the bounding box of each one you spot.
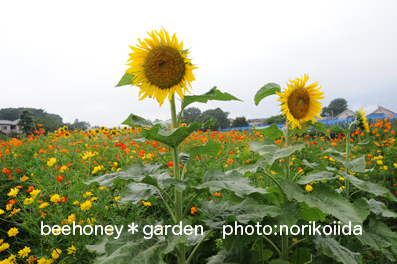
[367,106,396,116]
[0,119,20,125]
[333,109,355,119]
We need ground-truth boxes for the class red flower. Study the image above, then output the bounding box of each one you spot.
[26,186,35,192]
[152,141,158,148]
[191,206,197,215]
[16,169,22,173]
[214,192,221,197]
[62,196,68,202]
[56,175,64,182]
[179,164,183,169]
[167,161,173,168]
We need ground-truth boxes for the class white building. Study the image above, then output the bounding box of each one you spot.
[249,118,266,126]
[333,109,355,120]
[0,119,22,135]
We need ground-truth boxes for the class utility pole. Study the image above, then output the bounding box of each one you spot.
[378,96,382,106]
[391,99,397,110]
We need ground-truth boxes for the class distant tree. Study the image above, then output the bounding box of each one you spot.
[198,108,230,128]
[265,114,286,124]
[232,117,249,127]
[18,110,34,134]
[181,107,201,124]
[196,115,219,131]
[321,98,348,118]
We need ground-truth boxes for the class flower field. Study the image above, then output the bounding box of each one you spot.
[2,27,397,264]
[1,117,397,263]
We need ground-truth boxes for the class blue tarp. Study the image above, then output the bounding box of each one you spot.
[218,114,396,132]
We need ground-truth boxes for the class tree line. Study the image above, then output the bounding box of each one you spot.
[0,108,90,136]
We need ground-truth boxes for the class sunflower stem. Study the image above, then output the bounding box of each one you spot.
[281,125,291,261]
[345,123,354,199]
[170,95,185,264]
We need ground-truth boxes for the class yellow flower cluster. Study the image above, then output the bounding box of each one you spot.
[92,165,104,174]
[139,201,152,206]
[80,200,92,211]
[47,157,56,167]
[7,188,19,197]
[82,151,96,160]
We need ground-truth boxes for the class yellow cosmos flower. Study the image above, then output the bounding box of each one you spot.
[80,200,92,211]
[18,246,31,258]
[305,185,313,192]
[125,27,198,106]
[67,245,77,255]
[67,214,76,224]
[52,249,62,259]
[8,227,19,237]
[0,209,5,215]
[47,157,56,167]
[50,194,62,203]
[276,74,324,129]
[0,242,10,252]
[24,197,34,205]
[355,108,370,133]
[37,258,52,264]
[7,188,19,197]
[30,189,41,199]
[39,202,49,209]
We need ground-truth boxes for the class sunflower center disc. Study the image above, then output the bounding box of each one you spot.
[287,88,310,119]
[144,46,186,89]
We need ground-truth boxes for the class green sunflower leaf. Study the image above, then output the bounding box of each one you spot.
[187,140,222,160]
[199,197,282,230]
[283,182,369,225]
[181,87,242,112]
[313,235,362,264]
[115,73,135,87]
[86,219,190,264]
[141,119,215,148]
[365,198,397,218]
[122,113,153,128]
[253,123,284,140]
[344,173,397,202]
[194,169,269,198]
[248,140,306,165]
[254,83,281,106]
[310,121,330,138]
[207,248,261,264]
[297,171,339,185]
[291,248,312,264]
[356,218,397,250]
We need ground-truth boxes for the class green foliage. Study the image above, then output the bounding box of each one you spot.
[0,107,88,133]
[231,117,249,127]
[181,107,201,125]
[254,123,284,140]
[197,108,230,129]
[18,109,34,134]
[181,86,242,112]
[313,235,362,264]
[265,114,286,125]
[196,115,219,131]
[115,73,135,87]
[322,98,348,118]
[254,83,281,106]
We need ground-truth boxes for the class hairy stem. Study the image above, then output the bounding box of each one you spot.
[170,95,185,264]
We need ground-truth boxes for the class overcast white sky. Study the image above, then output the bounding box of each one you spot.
[1,0,396,127]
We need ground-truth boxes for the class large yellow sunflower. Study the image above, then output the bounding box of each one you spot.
[356,108,370,132]
[126,28,198,106]
[276,74,324,129]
